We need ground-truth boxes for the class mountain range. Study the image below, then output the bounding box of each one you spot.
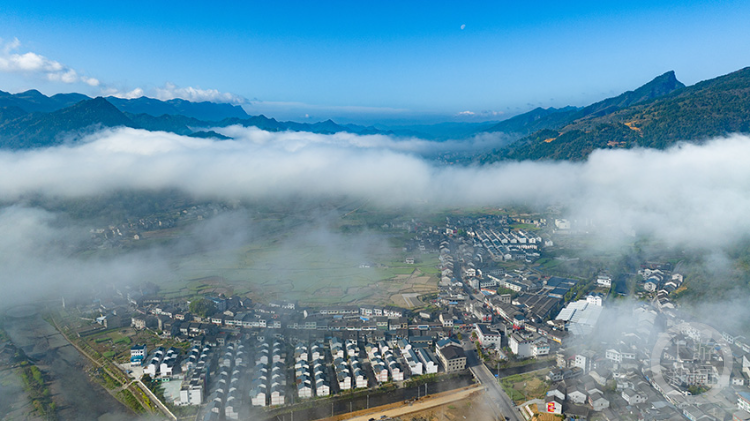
[0,91,399,149]
[1,66,749,159]
[477,67,750,161]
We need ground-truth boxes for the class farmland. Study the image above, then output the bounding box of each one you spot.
[156,228,440,307]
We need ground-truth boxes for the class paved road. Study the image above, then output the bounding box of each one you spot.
[463,341,522,421]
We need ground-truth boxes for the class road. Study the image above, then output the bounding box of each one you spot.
[463,341,522,421]
[341,385,483,421]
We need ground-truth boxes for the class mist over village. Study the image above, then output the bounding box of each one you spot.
[2,2,750,421]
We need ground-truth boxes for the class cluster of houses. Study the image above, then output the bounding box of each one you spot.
[178,344,212,407]
[249,339,286,407]
[470,227,544,263]
[540,296,750,421]
[365,341,405,382]
[204,342,249,420]
[88,203,226,249]
[129,323,470,415]
[129,293,442,343]
[637,265,684,311]
[399,338,438,375]
[293,343,316,399]
[143,346,179,377]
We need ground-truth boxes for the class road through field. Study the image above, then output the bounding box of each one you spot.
[338,385,483,421]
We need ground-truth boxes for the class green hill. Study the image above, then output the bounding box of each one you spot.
[0,97,136,149]
[482,67,750,161]
[483,71,684,140]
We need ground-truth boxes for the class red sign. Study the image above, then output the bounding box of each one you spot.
[546,401,561,414]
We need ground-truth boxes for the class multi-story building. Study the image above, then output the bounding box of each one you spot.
[436,344,467,372]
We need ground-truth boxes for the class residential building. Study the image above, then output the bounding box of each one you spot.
[622,388,647,405]
[416,348,438,374]
[739,392,750,413]
[588,392,609,411]
[475,323,502,348]
[436,345,467,373]
[130,344,147,366]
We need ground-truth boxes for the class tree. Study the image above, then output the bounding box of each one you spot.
[189,298,217,318]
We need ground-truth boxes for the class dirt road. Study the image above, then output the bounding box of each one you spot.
[331,385,483,421]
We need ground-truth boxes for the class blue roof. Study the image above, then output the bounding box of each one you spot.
[436,338,460,348]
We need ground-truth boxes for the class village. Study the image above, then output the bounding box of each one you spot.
[45,211,750,421]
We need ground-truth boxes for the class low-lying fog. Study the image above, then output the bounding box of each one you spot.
[1,127,750,308]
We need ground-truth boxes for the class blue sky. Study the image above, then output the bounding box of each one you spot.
[1,1,749,124]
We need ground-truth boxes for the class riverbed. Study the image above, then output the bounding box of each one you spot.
[3,309,135,421]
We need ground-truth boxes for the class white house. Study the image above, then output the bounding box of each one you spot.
[596,275,612,287]
[404,348,423,375]
[270,384,285,406]
[605,349,636,363]
[567,387,587,405]
[589,392,609,411]
[416,348,438,374]
[475,323,503,348]
[586,294,603,306]
[622,388,647,405]
[130,344,147,367]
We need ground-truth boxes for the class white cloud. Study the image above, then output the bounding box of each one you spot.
[457,110,503,117]
[0,127,749,253]
[0,38,96,86]
[154,82,246,104]
[460,24,466,30]
[82,76,100,87]
[0,204,178,307]
[4,127,750,308]
[101,86,145,99]
[2,37,20,54]
[0,38,242,105]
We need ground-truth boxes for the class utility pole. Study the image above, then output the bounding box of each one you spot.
[367,394,369,409]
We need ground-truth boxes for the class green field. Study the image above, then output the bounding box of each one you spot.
[157,233,439,306]
[510,223,542,231]
[500,372,550,405]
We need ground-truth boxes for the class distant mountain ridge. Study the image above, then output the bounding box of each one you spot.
[1,66,749,158]
[0,89,89,113]
[0,91,399,149]
[0,89,250,121]
[486,67,750,161]
[483,70,685,139]
[105,96,249,121]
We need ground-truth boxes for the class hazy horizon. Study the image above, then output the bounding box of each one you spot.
[2,1,749,124]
